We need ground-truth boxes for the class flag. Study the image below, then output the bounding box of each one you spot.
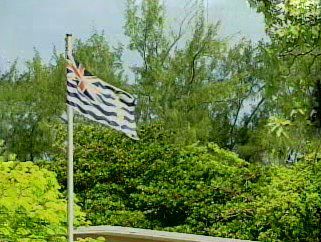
[66,53,139,140]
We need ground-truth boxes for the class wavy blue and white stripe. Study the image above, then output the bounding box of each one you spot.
[66,71,139,140]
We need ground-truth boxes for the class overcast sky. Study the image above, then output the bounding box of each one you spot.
[0,0,266,72]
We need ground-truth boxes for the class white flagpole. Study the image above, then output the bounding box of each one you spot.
[65,33,74,242]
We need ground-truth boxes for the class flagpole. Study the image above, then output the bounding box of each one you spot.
[65,33,74,242]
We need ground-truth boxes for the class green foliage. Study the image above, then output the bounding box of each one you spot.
[3,0,321,241]
[248,0,321,51]
[0,0,268,160]
[44,122,176,228]
[0,52,66,161]
[248,0,321,118]
[44,123,250,237]
[0,161,87,241]
[44,122,321,241]
[198,159,321,242]
[245,0,321,162]
[124,0,264,146]
[74,32,126,90]
[125,0,220,143]
[251,162,321,241]
[0,32,127,161]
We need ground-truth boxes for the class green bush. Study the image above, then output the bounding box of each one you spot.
[45,122,321,241]
[45,123,258,231]
[198,160,321,242]
[0,161,86,241]
[251,162,321,242]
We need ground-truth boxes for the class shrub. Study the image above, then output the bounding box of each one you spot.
[0,161,86,241]
[44,122,321,241]
[251,162,321,242]
[45,123,257,231]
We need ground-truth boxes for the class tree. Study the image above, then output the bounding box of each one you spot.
[248,0,321,56]
[0,52,65,161]
[246,0,321,163]
[0,33,126,161]
[125,0,265,146]
[125,0,224,144]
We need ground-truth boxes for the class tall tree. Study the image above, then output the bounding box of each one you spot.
[125,0,264,146]
[244,0,321,163]
[0,33,125,161]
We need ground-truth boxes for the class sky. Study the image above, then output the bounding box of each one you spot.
[0,0,266,73]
